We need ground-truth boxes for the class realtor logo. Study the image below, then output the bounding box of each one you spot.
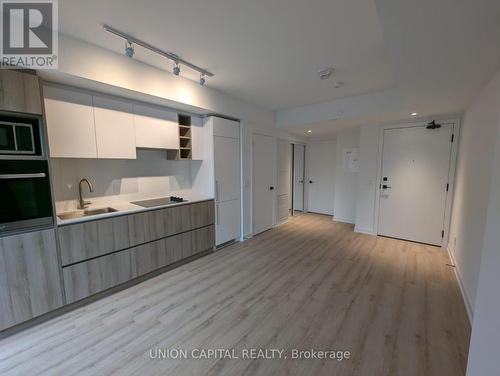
[1,0,58,68]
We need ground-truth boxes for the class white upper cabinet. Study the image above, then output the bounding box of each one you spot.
[44,85,98,158]
[213,117,239,139]
[93,95,136,159]
[134,104,179,150]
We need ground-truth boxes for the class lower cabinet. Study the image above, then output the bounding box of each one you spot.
[62,224,215,304]
[63,249,134,304]
[58,200,214,266]
[132,231,192,277]
[0,229,64,331]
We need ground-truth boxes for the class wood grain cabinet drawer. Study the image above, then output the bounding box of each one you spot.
[132,232,192,277]
[191,225,215,255]
[132,225,214,278]
[58,215,130,266]
[63,249,134,304]
[190,201,215,229]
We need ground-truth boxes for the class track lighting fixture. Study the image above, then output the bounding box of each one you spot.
[125,41,134,58]
[173,61,181,76]
[104,25,214,82]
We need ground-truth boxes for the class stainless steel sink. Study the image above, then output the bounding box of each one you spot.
[57,207,118,220]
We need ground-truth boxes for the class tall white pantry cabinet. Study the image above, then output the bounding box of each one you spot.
[211,117,241,246]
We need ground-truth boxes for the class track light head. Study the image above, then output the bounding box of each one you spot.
[125,41,134,58]
[199,74,206,86]
[173,62,181,76]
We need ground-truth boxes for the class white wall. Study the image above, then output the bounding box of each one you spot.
[51,149,193,212]
[466,109,500,375]
[334,128,360,223]
[354,125,380,234]
[447,69,500,317]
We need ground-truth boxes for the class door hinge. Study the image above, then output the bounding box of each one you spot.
[451,134,454,143]
[446,183,449,192]
[441,230,445,238]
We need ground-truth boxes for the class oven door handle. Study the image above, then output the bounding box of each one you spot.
[0,173,46,179]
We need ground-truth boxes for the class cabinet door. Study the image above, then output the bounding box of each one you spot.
[216,199,240,245]
[0,70,42,115]
[214,136,240,202]
[44,85,97,158]
[58,215,130,266]
[93,95,136,159]
[134,104,179,150]
[192,225,215,254]
[213,117,240,139]
[190,200,215,229]
[0,229,63,330]
[63,249,133,303]
[132,231,192,277]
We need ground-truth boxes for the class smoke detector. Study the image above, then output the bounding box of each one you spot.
[318,67,335,80]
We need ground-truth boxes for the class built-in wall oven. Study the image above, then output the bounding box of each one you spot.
[0,113,53,234]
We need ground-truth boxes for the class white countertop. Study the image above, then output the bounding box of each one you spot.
[56,193,214,226]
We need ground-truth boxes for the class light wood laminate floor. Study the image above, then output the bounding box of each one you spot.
[0,213,470,376]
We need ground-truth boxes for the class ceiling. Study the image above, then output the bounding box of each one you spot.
[58,0,500,136]
[58,0,395,111]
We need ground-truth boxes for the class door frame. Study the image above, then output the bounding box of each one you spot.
[374,118,461,246]
[291,142,306,216]
[251,132,276,236]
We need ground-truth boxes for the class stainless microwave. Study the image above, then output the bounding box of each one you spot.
[0,121,36,155]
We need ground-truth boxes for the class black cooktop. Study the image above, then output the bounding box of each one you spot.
[131,196,186,208]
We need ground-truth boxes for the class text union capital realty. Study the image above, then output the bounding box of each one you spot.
[150,348,286,360]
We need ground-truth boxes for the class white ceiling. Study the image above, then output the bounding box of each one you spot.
[58,0,500,136]
[58,0,395,111]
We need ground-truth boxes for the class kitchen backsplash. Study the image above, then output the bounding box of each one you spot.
[51,149,194,212]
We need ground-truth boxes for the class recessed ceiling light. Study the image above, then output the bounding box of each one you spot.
[411,112,418,116]
[307,130,312,133]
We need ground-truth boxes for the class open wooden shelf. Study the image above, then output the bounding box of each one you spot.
[167,113,193,160]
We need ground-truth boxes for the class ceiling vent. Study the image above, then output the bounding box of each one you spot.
[318,67,335,80]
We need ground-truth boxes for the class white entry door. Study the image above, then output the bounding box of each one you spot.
[253,134,275,235]
[378,124,454,245]
[307,141,336,215]
[293,144,305,211]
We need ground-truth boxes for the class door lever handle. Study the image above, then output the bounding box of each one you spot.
[382,185,392,189]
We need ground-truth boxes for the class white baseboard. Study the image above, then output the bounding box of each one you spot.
[447,246,473,322]
[354,226,375,235]
[333,217,355,224]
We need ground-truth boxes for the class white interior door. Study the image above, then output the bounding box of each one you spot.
[378,124,454,245]
[307,141,336,215]
[293,144,305,211]
[253,134,275,235]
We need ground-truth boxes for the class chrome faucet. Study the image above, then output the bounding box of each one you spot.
[78,178,94,209]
